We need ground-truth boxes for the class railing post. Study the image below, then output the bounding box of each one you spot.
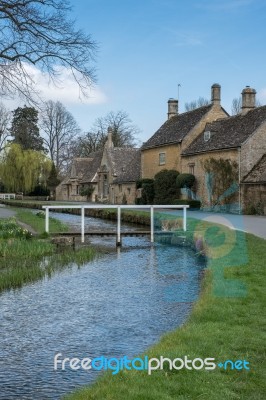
[81,206,85,243]
[45,207,49,233]
[117,206,121,246]
[150,205,154,243]
[183,206,187,232]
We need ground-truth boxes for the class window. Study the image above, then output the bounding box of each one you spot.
[119,184,122,192]
[189,164,195,175]
[204,131,211,142]
[159,152,166,165]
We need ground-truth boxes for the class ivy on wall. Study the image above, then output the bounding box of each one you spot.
[202,158,238,206]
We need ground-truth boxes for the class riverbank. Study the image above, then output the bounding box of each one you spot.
[0,211,97,292]
[64,231,265,400]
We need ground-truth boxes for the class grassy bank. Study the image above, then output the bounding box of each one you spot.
[64,230,266,400]
[0,215,96,292]
[14,208,69,234]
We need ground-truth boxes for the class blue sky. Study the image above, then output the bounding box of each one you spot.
[5,0,266,143]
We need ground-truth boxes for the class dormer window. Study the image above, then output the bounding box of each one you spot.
[204,131,211,142]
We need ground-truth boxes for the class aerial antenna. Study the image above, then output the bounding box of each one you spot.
[178,84,181,101]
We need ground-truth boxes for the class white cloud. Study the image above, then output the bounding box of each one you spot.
[3,63,108,107]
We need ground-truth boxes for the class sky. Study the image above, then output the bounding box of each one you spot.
[3,0,266,144]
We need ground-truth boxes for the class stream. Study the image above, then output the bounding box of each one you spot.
[0,211,205,399]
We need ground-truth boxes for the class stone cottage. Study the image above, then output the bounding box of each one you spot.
[97,128,139,203]
[141,84,228,179]
[56,127,140,204]
[181,87,266,212]
[56,153,102,202]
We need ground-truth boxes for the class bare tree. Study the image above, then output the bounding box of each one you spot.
[75,110,140,156]
[0,0,97,103]
[184,97,210,111]
[0,102,11,152]
[231,97,262,115]
[40,100,80,172]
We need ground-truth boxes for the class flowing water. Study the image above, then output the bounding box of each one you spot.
[0,211,205,399]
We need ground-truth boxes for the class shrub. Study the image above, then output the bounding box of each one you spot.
[176,173,195,188]
[153,169,180,204]
[136,178,154,204]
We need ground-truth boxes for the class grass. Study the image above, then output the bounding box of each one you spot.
[63,226,266,400]
[0,212,96,292]
[14,208,69,234]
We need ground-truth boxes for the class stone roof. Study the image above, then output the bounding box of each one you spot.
[80,151,103,183]
[113,150,141,183]
[142,104,213,150]
[242,154,266,183]
[182,106,266,155]
[106,148,139,178]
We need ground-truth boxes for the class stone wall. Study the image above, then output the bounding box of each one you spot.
[181,149,239,208]
[141,144,181,179]
[241,121,266,179]
[110,182,137,204]
[242,184,266,215]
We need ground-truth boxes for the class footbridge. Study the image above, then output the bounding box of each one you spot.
[42,205,189,246]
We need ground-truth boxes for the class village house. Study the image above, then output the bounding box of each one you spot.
[182,87,266,213]
[141,84,228,179]
[56,127,140,204]
[56,153,102,202]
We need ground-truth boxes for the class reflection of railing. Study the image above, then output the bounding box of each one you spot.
[0,193,16,199]
[42,205,189,246]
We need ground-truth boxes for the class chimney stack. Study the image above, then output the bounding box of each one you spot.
[241,86,256,114]
[168,98,178,119]
[106,126,114,149]
[211,83,221,107]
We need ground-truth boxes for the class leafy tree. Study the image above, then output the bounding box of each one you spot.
[0,103,10,153]
[184,97,210,111]
[75,110,140,156]
[0,0,97,103]
[40,100,80,171]
[0,143,51,193]
[153,169,180,204]
[47,162,60,190]
[10,106,44,151]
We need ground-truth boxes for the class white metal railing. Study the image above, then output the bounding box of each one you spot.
[0,193,16,200]
[42,204,189,245]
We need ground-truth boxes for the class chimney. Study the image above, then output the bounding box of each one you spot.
[241,86,256,114]
[168,98,178,119]
[211,83,221,106]
[106,126,114,149]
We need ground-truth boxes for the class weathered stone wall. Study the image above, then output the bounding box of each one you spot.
[141,144,181,179]
[241,121,266,179]
[110,182,137,204]
[242,184,266,215]
[181,149,239,207]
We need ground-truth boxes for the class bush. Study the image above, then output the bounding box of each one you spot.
[154,169,180,204]
[176,173,195,188]
[136,179,154,204]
